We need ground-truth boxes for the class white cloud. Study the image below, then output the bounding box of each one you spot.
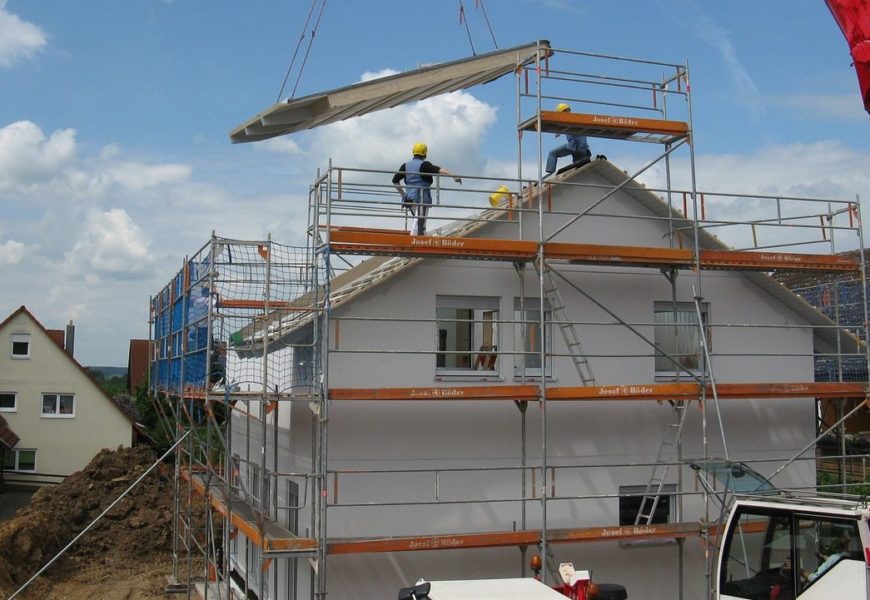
[65,209,153,280]
[0,121,76,190]
[0,239,24,265]
[260,136,304,156]
[304,90,497,173]
[0,1,47,68]
[627,140,870,251]
[106,161,191,191]
[769,93,868,121]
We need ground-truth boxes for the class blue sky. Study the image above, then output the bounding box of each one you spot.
[2,0,869,366]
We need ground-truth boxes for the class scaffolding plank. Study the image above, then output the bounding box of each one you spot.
[328,229,860,272]
[329,385,539,401]
[519,111,689,144]
[329,382,868,402]
[183,469,317,554]
[327,521,701,554]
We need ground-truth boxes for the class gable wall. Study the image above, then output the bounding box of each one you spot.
[0,311,131,480]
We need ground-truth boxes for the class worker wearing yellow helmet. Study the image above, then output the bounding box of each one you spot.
[546,102,591,176]
[392,142,462,236]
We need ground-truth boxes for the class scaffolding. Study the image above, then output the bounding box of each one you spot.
[150,42,870,599]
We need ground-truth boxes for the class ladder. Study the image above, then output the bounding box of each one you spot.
[534,261,596,386]
[634,400,690,525]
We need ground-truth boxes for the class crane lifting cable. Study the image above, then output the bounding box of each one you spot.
[276,0,320,102]
[458,0,500,54]
[825,0,870,115]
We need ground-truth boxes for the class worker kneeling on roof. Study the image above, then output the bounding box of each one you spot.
[393,142,461,236]
[546,103,591,176]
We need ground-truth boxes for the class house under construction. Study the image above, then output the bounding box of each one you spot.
[149,41,870,600]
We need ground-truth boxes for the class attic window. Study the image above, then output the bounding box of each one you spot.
[11,334,30,359]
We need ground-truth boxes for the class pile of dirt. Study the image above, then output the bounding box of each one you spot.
[0,445,175,597]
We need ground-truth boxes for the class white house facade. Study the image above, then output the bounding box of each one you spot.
[0,306,133,486]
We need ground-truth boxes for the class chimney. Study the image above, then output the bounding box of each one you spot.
[65,320,75,358]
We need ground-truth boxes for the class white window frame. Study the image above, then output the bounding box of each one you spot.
[436,295,500,377]
[41,393,76,418]
[2,448,37,472]
[0,392,16,412]
[513,297,553,379]
[654,301,709,378]
[11,333,30,359]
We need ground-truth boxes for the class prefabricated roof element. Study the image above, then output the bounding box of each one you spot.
[230,40,550,143]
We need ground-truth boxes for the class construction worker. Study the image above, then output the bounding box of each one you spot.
[546,103,591,176]
[393,142,462,236]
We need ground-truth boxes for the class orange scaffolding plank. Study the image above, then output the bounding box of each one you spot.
[182,469,317,554]
[328,229,859,273]
[715,382,868,399]
[327,521,701,555]
[329,382,867,402]
[519,111,689,144]
[329,385,540,401]
[216,299,306,310]
[328,229,536,260]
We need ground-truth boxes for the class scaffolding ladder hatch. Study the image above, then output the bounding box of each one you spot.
[329,382,868,402]
[519,111,689,144]
[327,229,859,272]
[327,521,701,554]
[183,469,317,554]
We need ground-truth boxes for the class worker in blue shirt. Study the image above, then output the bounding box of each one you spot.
[393,142,461,236]
[546,103,591,176]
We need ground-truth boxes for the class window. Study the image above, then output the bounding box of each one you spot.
[720,509,862,599]
[618,484,675,525]
[2,448,36,471]
[654,302,709,375]
[436,296,499,374]
[11,333,30,359]
[0,392,16,412]
[41,393,75,417]
[514,298,552,378]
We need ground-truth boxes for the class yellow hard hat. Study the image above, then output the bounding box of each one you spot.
[556,103,571,112]
[489,185,511,207]
[412,142,428,157]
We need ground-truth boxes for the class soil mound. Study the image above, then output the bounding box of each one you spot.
[0,445,173,597]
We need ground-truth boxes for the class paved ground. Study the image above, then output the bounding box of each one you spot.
[0,488,34,521]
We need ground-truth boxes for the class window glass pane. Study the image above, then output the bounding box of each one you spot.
[0,393,15,409]
[654,303,707,372]
[437,307,473,369]
[42,395,57,414]
[435,300,499,372]
[721,512,790,599]
[514,305,550,374]
[798,516,861,593]
[1,451,13,469]
[17,450,36,471]
[59,395,74,414]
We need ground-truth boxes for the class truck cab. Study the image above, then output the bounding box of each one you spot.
[716,493,870,600]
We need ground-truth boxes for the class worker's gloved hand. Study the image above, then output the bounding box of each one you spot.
[454,177,462,184]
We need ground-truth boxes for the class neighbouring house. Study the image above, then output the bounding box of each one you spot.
[127,339,149,394]
[0,306,134,486]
